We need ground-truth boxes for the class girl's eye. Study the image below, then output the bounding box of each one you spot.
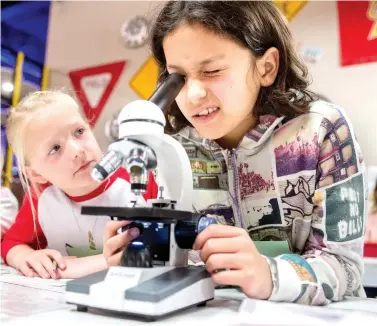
[203,70,221,76]
[49,145,60,156]
[75,128,85,136]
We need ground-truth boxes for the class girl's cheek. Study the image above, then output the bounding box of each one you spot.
[175,94,189,117]
[209,77,233,104]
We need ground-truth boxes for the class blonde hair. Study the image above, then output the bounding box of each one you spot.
[6,90,80,245]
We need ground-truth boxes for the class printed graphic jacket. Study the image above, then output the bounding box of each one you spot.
[177,100,367,305]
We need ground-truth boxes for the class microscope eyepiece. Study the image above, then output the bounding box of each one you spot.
[148,73,185,114]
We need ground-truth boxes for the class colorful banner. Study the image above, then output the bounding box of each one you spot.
[337,1,377,66]
[69,61,126,126]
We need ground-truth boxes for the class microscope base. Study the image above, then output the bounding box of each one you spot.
[65,265,215,321]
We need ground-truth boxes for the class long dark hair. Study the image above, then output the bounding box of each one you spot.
[150,1,314,134]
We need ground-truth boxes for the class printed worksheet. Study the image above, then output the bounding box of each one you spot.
[0,264,70,292]
[0,282,71,321]
[0,264,73,321]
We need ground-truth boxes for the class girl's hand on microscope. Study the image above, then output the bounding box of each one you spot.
[193,224,273,300]
[103,220,140,267]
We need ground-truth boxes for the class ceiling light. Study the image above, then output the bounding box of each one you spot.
[2,82,14,93]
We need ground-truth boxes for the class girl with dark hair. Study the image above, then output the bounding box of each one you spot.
[148,1,367,305]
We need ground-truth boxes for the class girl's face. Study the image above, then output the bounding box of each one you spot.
[25,102,103,196]
[163,23,276,147]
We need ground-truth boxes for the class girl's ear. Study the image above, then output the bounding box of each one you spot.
[256,47,279,87]
[25,167,49,185]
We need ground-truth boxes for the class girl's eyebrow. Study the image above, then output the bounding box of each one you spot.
[167,54,225,70]
[40,121,80,147]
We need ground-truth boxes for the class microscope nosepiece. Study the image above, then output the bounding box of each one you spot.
[90,150,123,181]
[129,165,148,195]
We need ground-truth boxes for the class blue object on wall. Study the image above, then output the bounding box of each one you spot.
[1,1,51,177]
[1,0,51,86]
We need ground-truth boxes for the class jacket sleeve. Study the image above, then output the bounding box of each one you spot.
[1,193,47,264]
[268,107,367,305]
[0,187,19,238]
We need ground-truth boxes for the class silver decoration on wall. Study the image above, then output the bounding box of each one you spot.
[120,16,150,49]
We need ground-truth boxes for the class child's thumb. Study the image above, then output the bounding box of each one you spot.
[127,227,140,240]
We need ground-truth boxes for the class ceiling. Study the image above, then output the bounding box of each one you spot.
[1,0,51,87]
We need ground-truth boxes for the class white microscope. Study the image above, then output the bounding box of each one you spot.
[65,73,216,321]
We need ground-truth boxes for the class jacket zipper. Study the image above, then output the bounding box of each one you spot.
[228,149,244,229]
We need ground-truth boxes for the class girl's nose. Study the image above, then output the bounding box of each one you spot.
[187,79,207,105]
[70,139,84,160]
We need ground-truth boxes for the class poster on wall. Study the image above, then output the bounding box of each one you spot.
[69,61,126,126]
[297,42,324,64]
[337,1,377,67]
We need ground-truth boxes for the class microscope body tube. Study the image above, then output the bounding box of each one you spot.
[90,73,185,182]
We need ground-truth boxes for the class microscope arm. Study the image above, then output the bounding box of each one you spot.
[152,134,193,212]
[109,134,193,212]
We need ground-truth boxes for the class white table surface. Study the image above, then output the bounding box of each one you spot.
[1,281,243,325]
[1,264,376,325]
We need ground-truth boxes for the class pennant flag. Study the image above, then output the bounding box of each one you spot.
[337,1,377,66]
[69,61,126,126]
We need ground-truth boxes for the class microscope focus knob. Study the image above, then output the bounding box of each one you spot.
[120,243,153,268]
[175,216,217,249]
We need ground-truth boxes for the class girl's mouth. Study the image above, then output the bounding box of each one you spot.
[75,161,93,174]
[192,107,220,124]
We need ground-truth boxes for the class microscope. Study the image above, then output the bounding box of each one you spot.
[65,73,216,321]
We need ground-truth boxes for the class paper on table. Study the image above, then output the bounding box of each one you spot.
[0,264,19,275]
[328,297,377,315]
[1,264,71,292]
[0,282,71,321]
[236,298,377,325]
[1,273,69,291]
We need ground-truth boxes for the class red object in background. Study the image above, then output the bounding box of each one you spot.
[337,1,377,66]
[364,242,377,258]
[69,61,126,127]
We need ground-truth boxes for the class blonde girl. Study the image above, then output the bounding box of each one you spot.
[1,90,157,279]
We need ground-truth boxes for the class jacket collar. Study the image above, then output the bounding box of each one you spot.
[178,114,285,154]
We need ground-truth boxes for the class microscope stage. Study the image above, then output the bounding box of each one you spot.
[81,206,195,223]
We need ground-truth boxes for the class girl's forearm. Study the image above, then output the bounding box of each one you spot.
[57,254,108,279]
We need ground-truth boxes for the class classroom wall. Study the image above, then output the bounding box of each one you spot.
[45,0,377,165]
[45,1,165,151]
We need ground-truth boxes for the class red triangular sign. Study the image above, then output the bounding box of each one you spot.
[69,61,126,126]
